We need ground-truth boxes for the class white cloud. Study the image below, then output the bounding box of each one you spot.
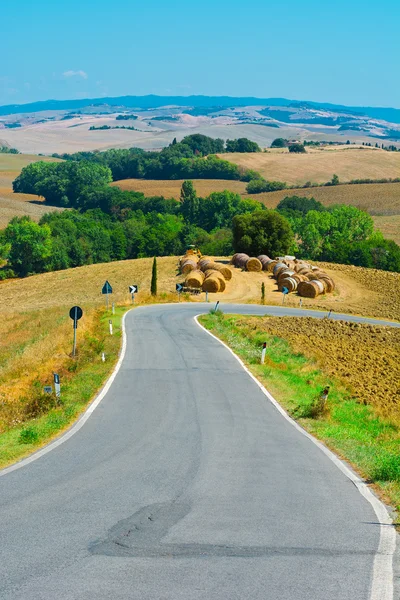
[63,70,88,80]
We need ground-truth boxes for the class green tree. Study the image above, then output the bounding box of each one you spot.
[330,174,340,186]
[151,256,157,296]
[232,210,294,256]
[271,138,287,148]
[288,144,306,153]
[180,180,199,223]
[5,217,53,276]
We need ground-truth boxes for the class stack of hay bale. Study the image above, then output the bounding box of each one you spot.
[231,253,262,272]
[179,253,199,275]
[180,255,232,293]
[271,258,335,298]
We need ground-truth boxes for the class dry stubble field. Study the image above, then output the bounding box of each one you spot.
[220,146,400,185]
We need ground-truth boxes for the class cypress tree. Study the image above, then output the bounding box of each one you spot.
[151,256,157,296]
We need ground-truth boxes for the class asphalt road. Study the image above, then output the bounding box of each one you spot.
[0,304,396,600]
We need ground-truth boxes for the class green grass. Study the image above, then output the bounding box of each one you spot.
[199,313,400,515]
[0,306,129,468]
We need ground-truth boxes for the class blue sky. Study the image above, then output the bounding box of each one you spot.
[2,0,399,108]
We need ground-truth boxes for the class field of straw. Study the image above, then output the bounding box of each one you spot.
[221,146,400,186]
[0,257,179,430]
[0,154,62,228]
[112,178,247,197]
[237,315,400,422]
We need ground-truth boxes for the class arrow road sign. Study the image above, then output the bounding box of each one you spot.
[129,285,138,294]
[282,286,289,295]
[102,281,113,295]
[176,283,184,292]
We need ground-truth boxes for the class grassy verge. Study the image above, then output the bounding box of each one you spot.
[0,306,128,469]
[199,312,400,516]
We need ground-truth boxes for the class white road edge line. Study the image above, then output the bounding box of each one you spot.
[0,310,132,478]
[194,314,396,600]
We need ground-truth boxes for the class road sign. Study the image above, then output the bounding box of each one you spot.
[69,305,83,324]
[69,306,83,357]
[102,281,113,295]
[43,386,53,394]
[282,287,289,295]
[129,285,138,294]
[176,283,184,292]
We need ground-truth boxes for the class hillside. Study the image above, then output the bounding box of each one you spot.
[0,153,62,228]
[221,146,400,185]
[1,255,399,321]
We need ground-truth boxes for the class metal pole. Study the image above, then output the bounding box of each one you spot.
[106,291,109,311]
[72,306,77,357]
[112,302,115,315]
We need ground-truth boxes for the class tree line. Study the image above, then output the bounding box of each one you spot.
[2,182,399,278]
[47,135,261,182]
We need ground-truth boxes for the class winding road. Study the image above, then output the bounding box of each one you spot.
[0,304,397,600]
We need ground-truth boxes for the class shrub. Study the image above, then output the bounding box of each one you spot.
[288,144,306,153]
[19,427,39,444]
[246,179,287,194]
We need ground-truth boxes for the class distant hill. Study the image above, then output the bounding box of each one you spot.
[1,95,400,124]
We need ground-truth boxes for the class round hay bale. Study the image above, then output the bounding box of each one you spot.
[198,258,212,271]
[180,254,199,267]
[273,262,287,277]
[277,269,295,281]
[181,259,198,274]
[257,255,271,270]
[318,276,335,292]
[246,257,262,272]
[185,270,205,289]
[266,260,278,272]
[202,277,220,293]
[210,263,232,280]
[297,281,321,298]
[204,269,226,291]
[278,277,297,292]
[309,279,325,294]
[233,253,250,269]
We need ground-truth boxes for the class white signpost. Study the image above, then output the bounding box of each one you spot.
[129,285,138,303]
[53,373,61,400]
[261,342,267,364]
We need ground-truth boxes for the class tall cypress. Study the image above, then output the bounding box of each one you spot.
[151,257,157,296]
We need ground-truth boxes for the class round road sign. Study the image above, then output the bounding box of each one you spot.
[69,306,83,321]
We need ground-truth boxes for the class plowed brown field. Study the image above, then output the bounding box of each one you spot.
[238,316,400,421]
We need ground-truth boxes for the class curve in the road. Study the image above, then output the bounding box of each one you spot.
[0,303,397,600]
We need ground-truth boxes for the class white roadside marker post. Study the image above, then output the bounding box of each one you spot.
[109,320,113,335]
[261,342,267,364]
[101,352,106,362]
[214,300,220,312]
[53,373,61,402]
[299,298,303,308]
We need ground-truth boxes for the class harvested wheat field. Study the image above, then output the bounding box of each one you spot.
[372,215,400,245]
[250,182,400,215]
[112,178,247,198]
[0,154,62,228]
[237,315,400,422]
[222,146,400,186]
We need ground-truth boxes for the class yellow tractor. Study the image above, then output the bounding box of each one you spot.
[184,244,202,259]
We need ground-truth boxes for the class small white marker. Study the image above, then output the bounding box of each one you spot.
[261,342,267,364]
[101,352,106,362]
[109,320,113,335]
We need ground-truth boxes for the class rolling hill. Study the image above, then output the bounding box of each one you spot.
[221,146,400,185]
